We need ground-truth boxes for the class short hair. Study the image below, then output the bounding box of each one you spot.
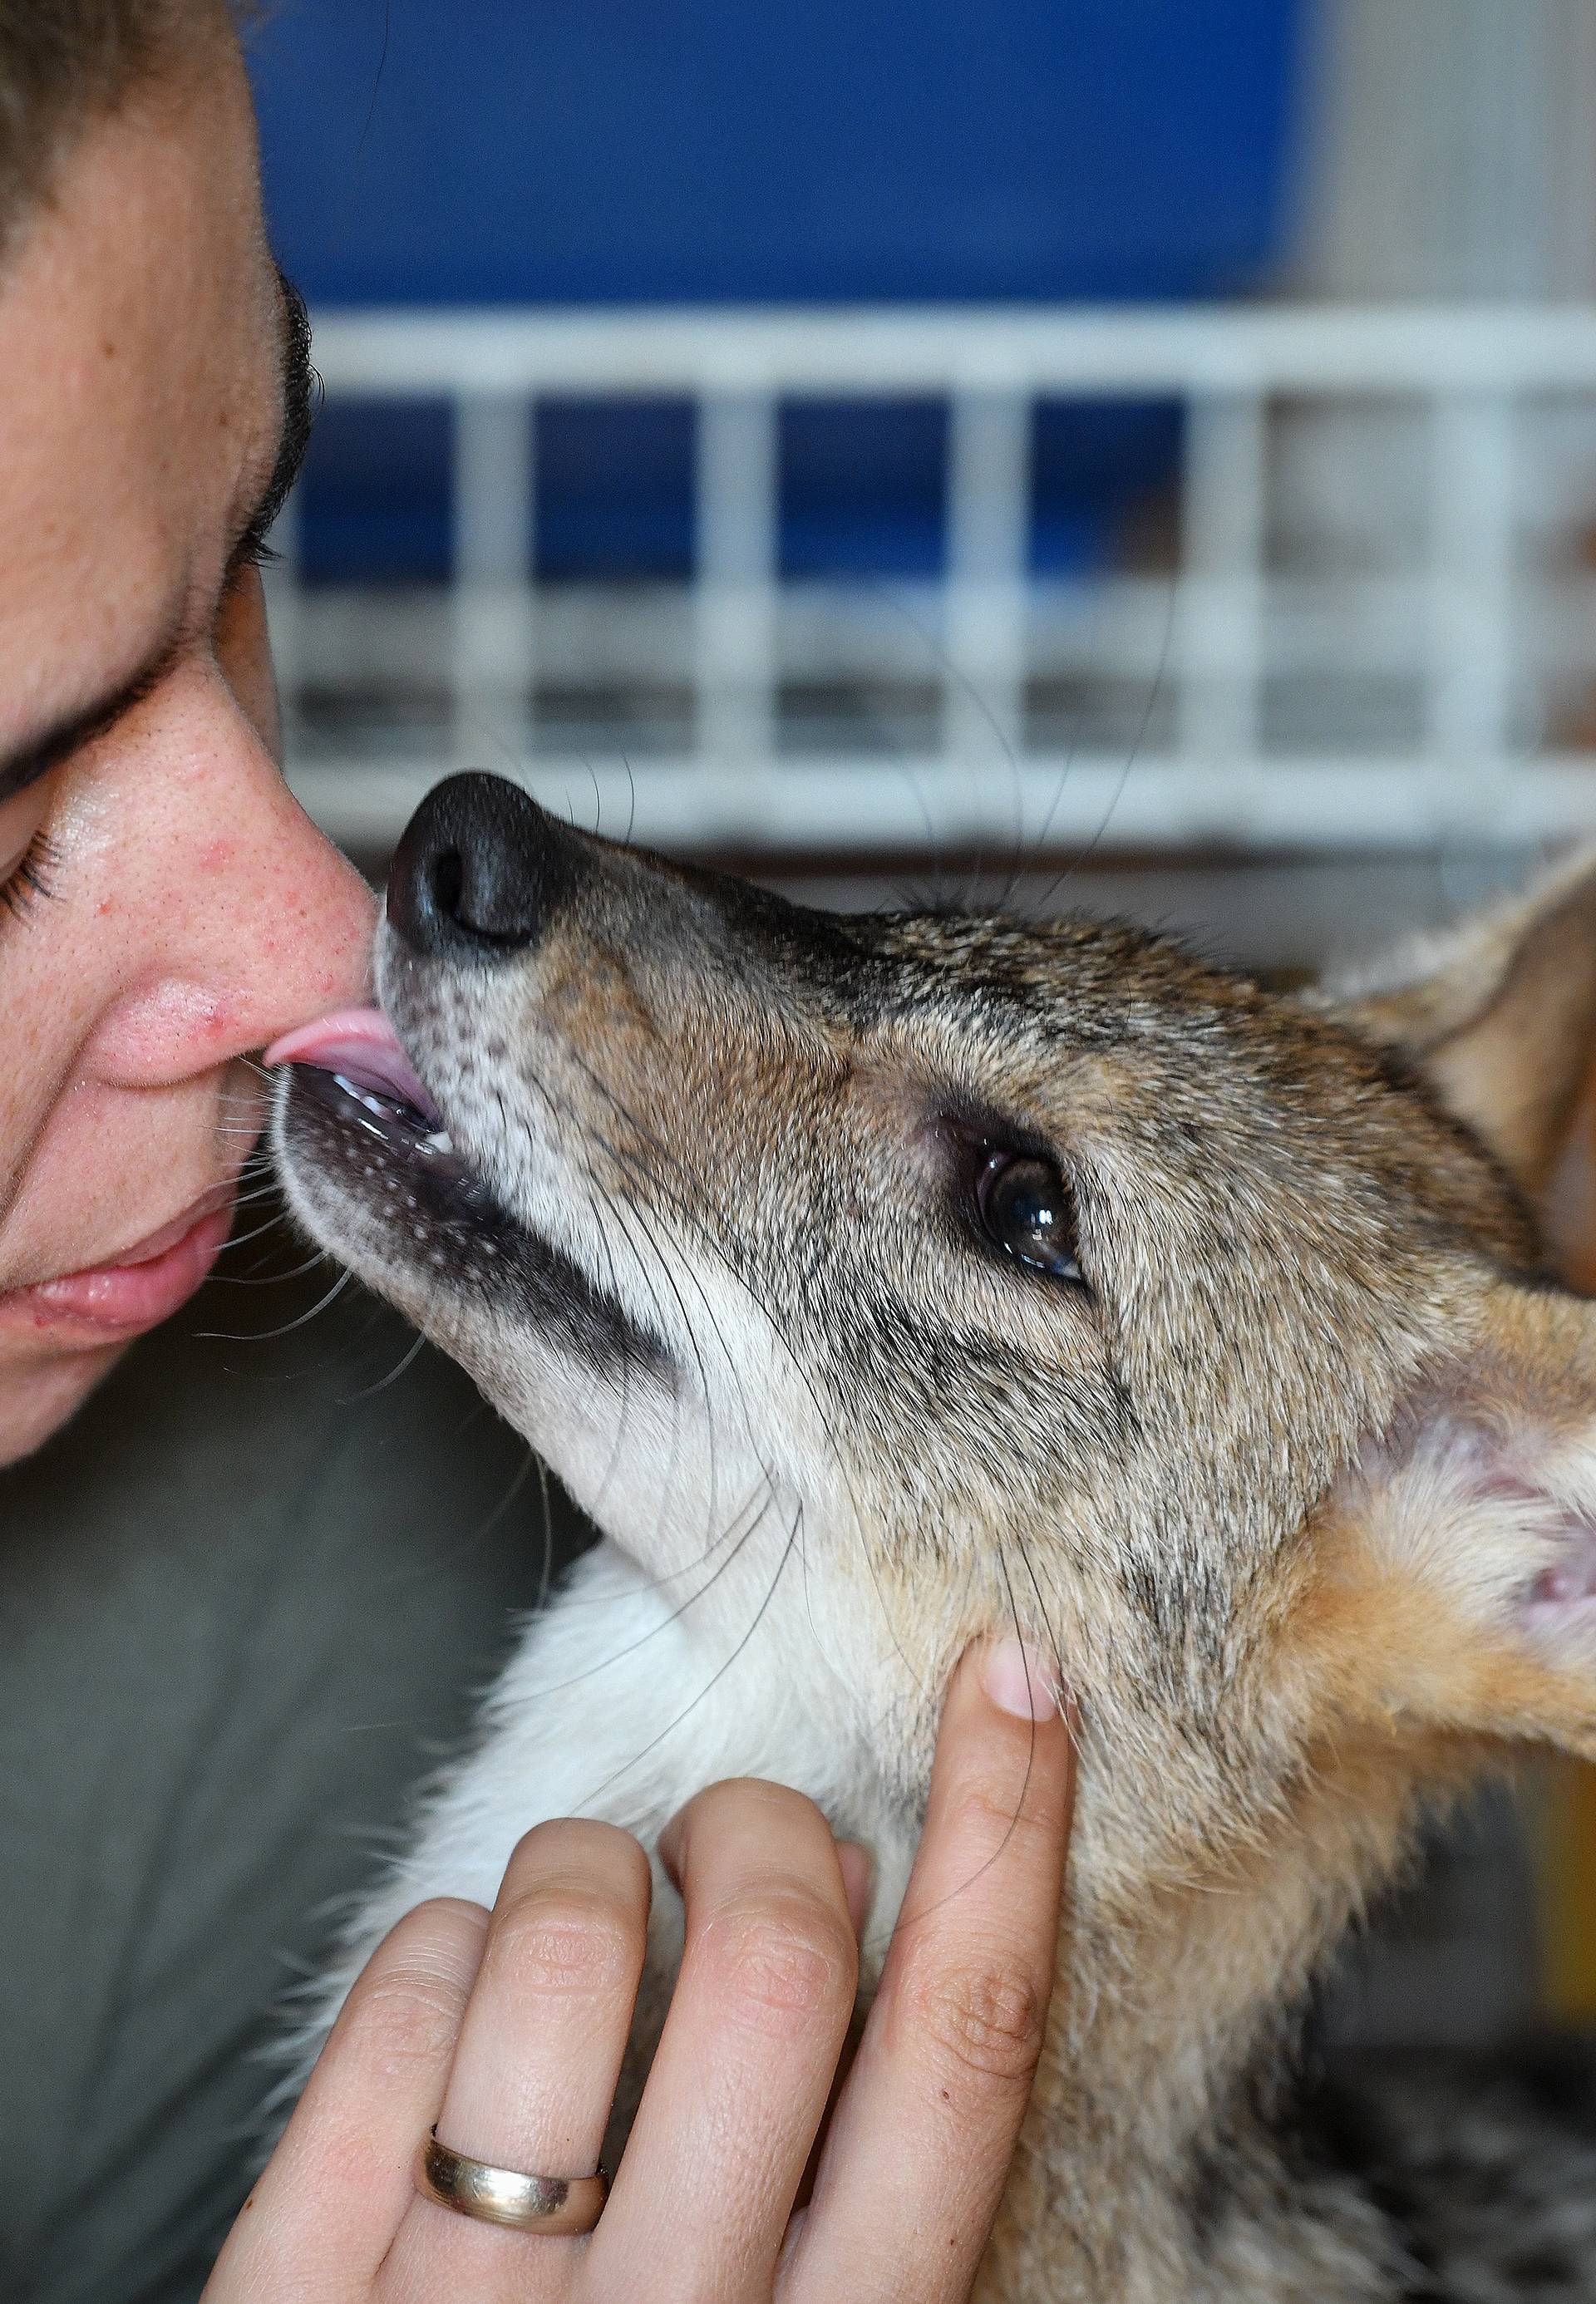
[0,1,235,262]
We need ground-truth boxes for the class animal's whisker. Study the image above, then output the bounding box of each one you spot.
[538,1469,779,1602]
[515,1051,774,1548]
[559,1045,917,1682]
[864,1541,1043,1962]
[861,575,1021,913]
[209,1254,332,1287]
[572,1499,801,1814]
[214,1214,300,1259]
[502,1069,664,1530]
[338,1326,427,1403]
[509,1479,781,1703]
[196,1265,353,1343]
[1026,574,1175,919]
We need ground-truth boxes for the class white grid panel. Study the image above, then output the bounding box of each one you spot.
[272,303,1596,856]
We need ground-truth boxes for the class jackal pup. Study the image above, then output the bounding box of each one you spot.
[276,773,1596,2301]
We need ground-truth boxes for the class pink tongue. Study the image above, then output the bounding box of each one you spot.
[264,1006,443,1125]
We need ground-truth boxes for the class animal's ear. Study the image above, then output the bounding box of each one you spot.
[1322,849,1596,1277]
[1309,1282,1596,1762]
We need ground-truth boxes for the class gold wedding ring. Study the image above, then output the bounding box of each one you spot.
[415,2126,609,2234]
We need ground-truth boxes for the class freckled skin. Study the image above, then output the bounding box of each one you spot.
[0,48,374,1464]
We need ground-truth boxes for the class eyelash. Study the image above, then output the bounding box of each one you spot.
[0,831,61,924]
[232,529,278,574]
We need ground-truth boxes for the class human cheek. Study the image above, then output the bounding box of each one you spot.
[0,928,91,1236]
[0,770,90,1221]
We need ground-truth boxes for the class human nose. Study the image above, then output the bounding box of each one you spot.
[82,667,376,1090]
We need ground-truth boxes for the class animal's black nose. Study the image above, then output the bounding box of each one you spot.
[386,773,576,960]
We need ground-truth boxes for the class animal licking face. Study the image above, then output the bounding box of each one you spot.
[273,774,1596,1923]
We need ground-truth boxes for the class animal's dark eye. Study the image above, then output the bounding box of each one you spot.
[974,1152,1082,1282]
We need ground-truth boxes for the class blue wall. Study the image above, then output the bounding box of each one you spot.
[252,0,1300,306]
[249,3,1301,583]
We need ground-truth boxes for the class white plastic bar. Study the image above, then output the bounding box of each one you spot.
[309,303,1596,399]
[1179,393,1266,761]
[943,391,1032,769]
[283,303,1596,859]
[1426,391,1517,757]
[288,753,1596,856]
[695,391,778,766]
[451,393,534,770]
[292,571,1512,687]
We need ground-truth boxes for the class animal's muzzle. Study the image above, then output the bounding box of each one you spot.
[387,770,581,964]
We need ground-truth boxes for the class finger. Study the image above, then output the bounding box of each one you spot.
[591,1780,859,2302]
[202,1898,489,2298]
[382,1819,650,2303]
[785,1639,1076,2304]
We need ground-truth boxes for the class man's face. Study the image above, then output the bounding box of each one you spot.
[0,39,374,1462]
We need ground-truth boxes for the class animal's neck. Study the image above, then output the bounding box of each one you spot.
[656,1553,1461,2297]
[977,1743,1455,2302]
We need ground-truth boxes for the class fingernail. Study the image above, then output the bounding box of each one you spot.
[983,1636,1062,1721]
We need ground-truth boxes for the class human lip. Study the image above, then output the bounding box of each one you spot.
[0,1194,236,1338]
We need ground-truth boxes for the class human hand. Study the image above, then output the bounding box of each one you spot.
[204,1637,1075,2303]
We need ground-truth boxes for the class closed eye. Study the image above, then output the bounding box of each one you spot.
[0,829,58,924]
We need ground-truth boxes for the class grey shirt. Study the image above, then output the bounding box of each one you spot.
[0,1230,587,2303]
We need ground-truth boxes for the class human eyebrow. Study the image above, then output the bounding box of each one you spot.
[226,263,319,575]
